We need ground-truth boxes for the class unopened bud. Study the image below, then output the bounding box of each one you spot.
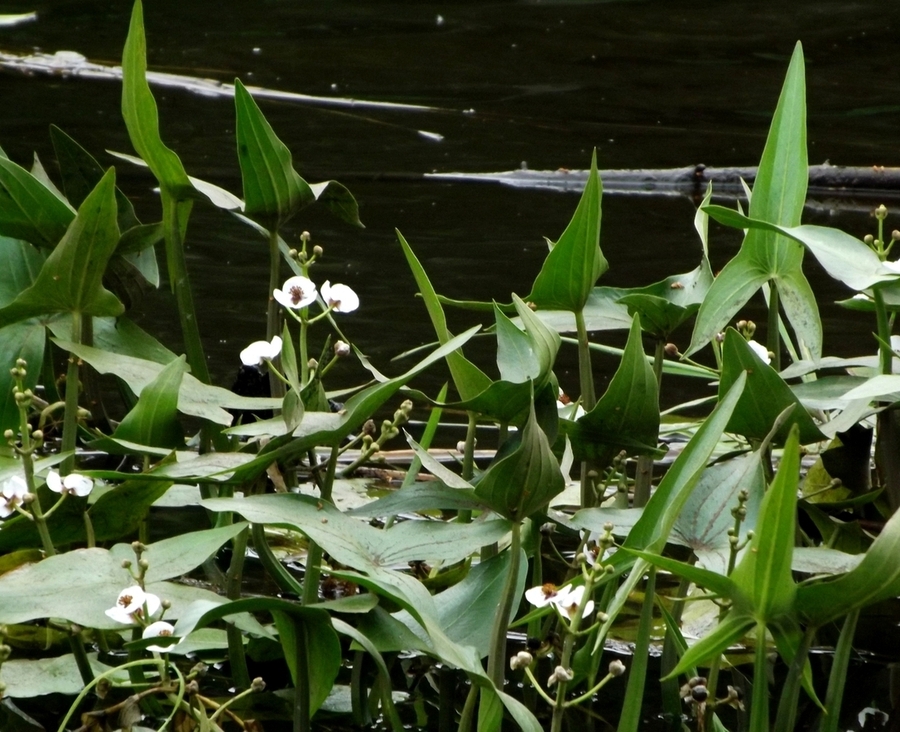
[138,558,150,570]
[32,430,43,442]
[313,245,323,257]
[3,429,13,441]
[334,340,351,357]
[509,651,533,670]
[362,419,376,437]
[300,231,311,243]
[876,204,888,220]
[307,358,318,371]
[664,342,679,357]
[0,645,11,662]
[15,358,26,369]
[865,234,875,245]
[456,441,467,454]
[121,559,132,569]
[609,659,626,677]
[893,230,900,241]
[251,676,266,692]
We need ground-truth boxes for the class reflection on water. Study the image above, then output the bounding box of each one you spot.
[0,0,895,397]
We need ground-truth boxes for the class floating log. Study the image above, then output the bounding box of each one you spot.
[427,164,900,200]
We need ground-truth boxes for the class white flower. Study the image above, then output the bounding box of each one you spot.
[142,621,181,653]
[320,281,359,313]
[747,340,771,364]
[46,470,93,497]
[0,474,28,518]
[883,259,900,274]
[240,336,283,366]
[105,586,161,625]
[273,276,317,309]
[555,585,595,620]
[525,583,568,608]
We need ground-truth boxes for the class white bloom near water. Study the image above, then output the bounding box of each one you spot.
[240,335,283,366]
[0,474,27,518]
[273,276,317,309]
[46,470,93,497]
[105,586,161,625]
[321,281,359,313]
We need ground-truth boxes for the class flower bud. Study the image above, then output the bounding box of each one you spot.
[539,522,556,536]
[138,558,150,570]
[865,234,875,245]
[456,441,467,453]
[509,650,533,670]
[362,419,376,437]
[251,676,267,692]
[893,230,900,241]
[664,342,679,357]
[691,685,709,703]
[608,659,626,677]
[0,644,11,662]
[15,358,26,369]
[32,430,43,442]
[313,245,323,257]
[308,358,318,372]
[3,429,13,441]
[876,204,888,220]
[121,559,132,569]
[334,340,351,357]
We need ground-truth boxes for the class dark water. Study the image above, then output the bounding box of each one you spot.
[0,0,897,400]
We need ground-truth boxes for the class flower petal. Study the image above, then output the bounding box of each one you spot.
[321,281,359,314]
[63,473,93,497]
[143,621,180,653]
[274,276,317,309]
[525,583,568,607]
[240,336,283,366]
[747,340,771,364]
[46,470,64,494]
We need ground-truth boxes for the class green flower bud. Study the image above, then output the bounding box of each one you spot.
[608,659,626,677]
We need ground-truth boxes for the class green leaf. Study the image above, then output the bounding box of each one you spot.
[0,168,122,328]
[719,329,825,444]
[396,230,491,400]
[688,43,818,358]
[473,396,565,520]
[274,609,342,715]
[346,481,482,517]
[730,425,801,620]
[561,314,661,465]
[797,496,900,626]
[234,78,315,230]
[121,1,193,198]
[308,180,363,228]
[0,156,74,246]
[668,612,756,679]
[107,355,187,449]
[703,207,898,292]
[495,303,540,383]
[87,480,173,541]
[528,150,607,312]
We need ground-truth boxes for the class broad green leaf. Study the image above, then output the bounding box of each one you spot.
[1,653,123,698]
[495,303,540,383]
[121,0,193,197]
[49,315,176,364]
[234,78,315,230]
[308,180,363,228]
[667,613,756,679]
[512,292,560,384]
[703,207,898,292]
[274,609,342,715]
[55,339,275,425]
[202,493,510,569]
[796,498,900,626]
[346,481,482,517]
[49,124,140,233]
[473,397,564,520]
[621,371,746,557]
[688,43,818,358]
[0,168,122,328]
[107,355,187,449]
[561,314,661,465]
[731,425,801,620]
[719,329,825,444]
[528,149,607,312]
[671,452,764,575]
[0,156,74,246]
[396,230,491,400]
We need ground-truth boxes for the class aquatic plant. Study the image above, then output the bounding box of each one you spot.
[0,5,898,731]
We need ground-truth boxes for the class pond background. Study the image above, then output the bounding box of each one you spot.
[0,0,898,404]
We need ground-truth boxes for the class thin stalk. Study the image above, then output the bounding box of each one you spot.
[458,684,478,732]
[616,567,657,732]
[225,526,251,689]
[67,628,95,688]
[486,521,522,687]
[767,280,781,373]
[293,623,311,732]
[660,577,691,719]
[873,288,893,375]
[302,445,339,605]
[819,610,859,732]
[749,624,770,732]
[267,228,286,399]
[60,312,82,476]
[457,411,477,524]
[575,308,596,410]
[633,338,663,507]
[773,625,816,732]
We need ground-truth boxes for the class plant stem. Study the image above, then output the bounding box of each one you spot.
[616,567,656,732]
[293,623,312,732]
[267,228,286,399]
[749,623,770,732]
[575,308,596,410]
[773,625,815,732]
[457,411,477,523]
[302,445,339,606]
[767,280,781,372]
[819,610,859,732]
[873,288,893,375]
[486,521,522,687]
[225,526,251,689]
[61,312,82,476]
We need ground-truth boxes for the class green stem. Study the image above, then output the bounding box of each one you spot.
[457,411,477,524]
[267,228,286,400]
[299,315,309,386]
[67,627,94,687]
[873,288,893,375]
[767,280,781,373]
[458,683,478,732]
[773,625,815,732]
[225,527,251,689]
[302,445,339,606]
[819,610,859,732]
[61,312,82,476]
[615,567,657,732]
[486,521,522,687]
[574,308,596,410]
[750,623,770,732]
[294,623,312,732]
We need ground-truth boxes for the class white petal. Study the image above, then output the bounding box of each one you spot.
[883,260,900,274]
[321,281,359,313]
[63,474,93,497]
[273,276,317,309]
[143,621,180,652]
[747,340,771,364]
[2,474,27,499]
[46,470,64,493]
[525,583,567,607]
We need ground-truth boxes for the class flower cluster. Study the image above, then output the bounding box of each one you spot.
[0,474,27,518]
[525,583,594,620]
[273,276,359,314]
[105,586,180,652]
